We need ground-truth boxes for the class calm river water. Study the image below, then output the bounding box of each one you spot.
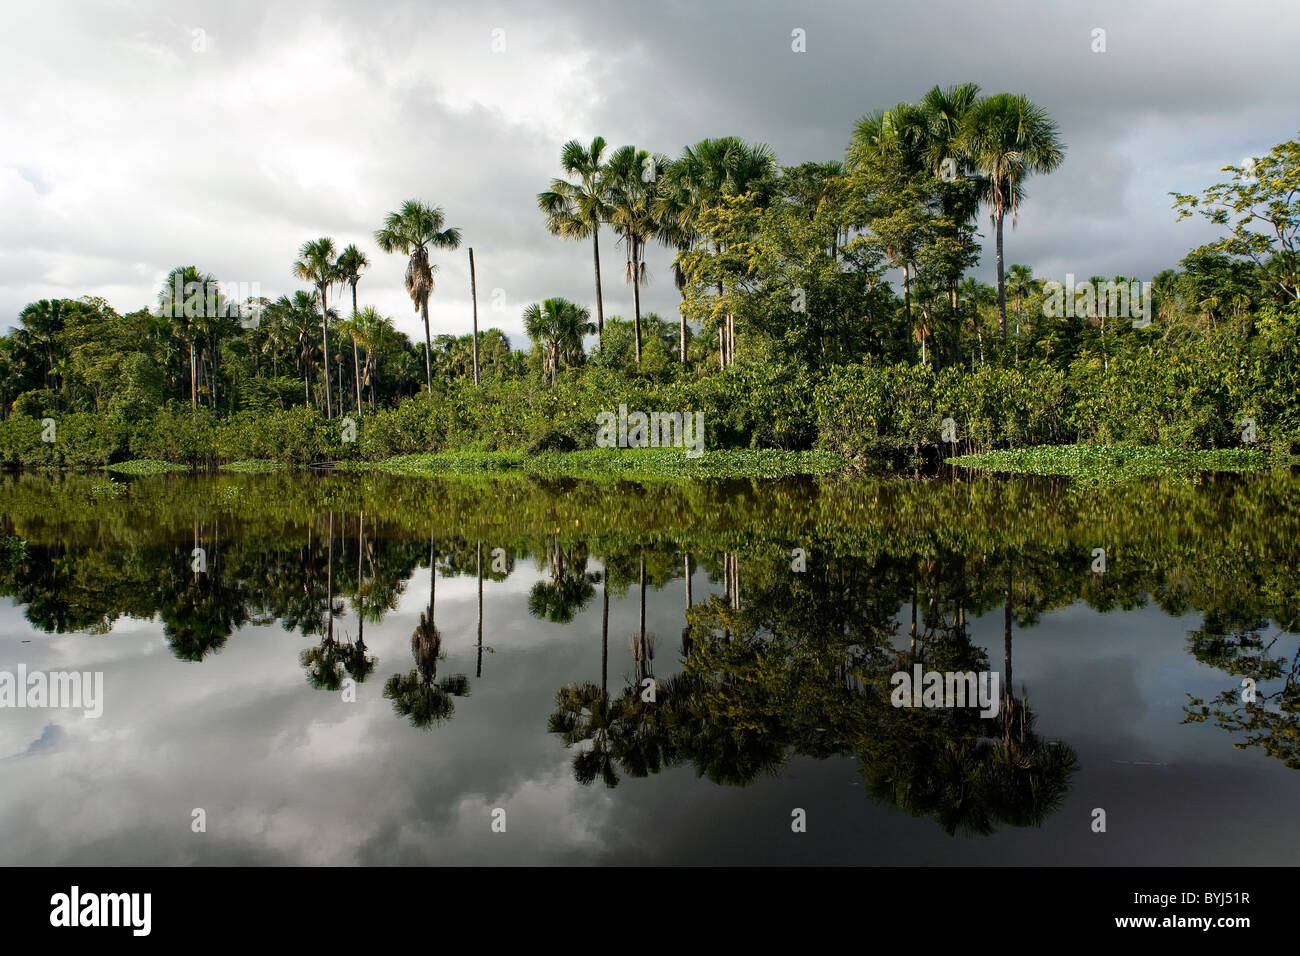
[1,469,1297,864]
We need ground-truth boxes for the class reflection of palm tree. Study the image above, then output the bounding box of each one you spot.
[527,541,598,623]
[299,511,349,689]
[549,682,618,787]
[384,534,469,728]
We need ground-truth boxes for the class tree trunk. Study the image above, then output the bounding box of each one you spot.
[995,211,1007,344]
[592,231,604,346]
[320,285,333,420]
[469,248,480,386]
[679,297,687,367]
[352,283,362,414]
[421,296,433,394]
[632,238,643,367]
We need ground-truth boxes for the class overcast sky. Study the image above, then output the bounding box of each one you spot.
[2,0,1297,345]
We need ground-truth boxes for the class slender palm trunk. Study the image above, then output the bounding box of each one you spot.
[351,284,362,414]
[592,231,604,345]
[421,296,433,394]
[320,285,333,419]
[632,238,643,367]
[995,210,1007,344]
[189,341,197,409]
[679,299,687,366]
[469,248,480,386]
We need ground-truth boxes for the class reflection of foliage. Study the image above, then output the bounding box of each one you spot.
[527,541,598,623]
[551,546,1083,834]
[384,671,470,728]
[0,470,1297,767]
[1185,625,1300,768]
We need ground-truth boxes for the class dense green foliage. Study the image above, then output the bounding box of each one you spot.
[3,94,1297,472]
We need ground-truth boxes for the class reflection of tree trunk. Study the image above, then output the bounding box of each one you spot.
[729,553,740,610]
[601,570,609,699]
[910,563,918,654]
[639,555,646,643]
[327,511,335,644]
[476,540,483,679]
[1003,563,1013,700]
[357,512,365,648]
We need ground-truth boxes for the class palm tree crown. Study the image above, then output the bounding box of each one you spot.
[375,200,462,393]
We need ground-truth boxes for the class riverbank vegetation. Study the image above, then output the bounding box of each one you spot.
[2,87,1296,478]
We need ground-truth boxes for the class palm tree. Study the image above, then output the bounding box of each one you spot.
[538,137,612,343]
[604,145,670,366]
[521,297,595,389]
[957,277,995,366]
[374,200,462,394]
[157,267,219,408]
[1005,264,1034,362]
[350,306,401,411]
[847,105,931,339]
[14,299,69,394]
[292,238,341,418]
[660,137,778,366]
[958,94,1064,343]
[266,291,331,406]
[919,83,984,312]
[336,244,370,414]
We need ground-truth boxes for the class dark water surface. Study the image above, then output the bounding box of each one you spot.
[1,470,1297,865]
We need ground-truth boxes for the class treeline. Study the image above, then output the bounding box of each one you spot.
[1,83,1297,465]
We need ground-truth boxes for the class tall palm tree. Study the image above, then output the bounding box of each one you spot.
[918,83,984,312]
[538,137,612,343]
[157,267,219,408]
[292,238,341,418]
[959,94,1064,342]
[336,244,370,414]
[604,145,670,366]
[522,297,595,388]
[847,105,931,338]
[374,200,462,394]
[660,137,778,367]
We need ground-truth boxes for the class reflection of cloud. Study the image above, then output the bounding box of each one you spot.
[0,558,633,865]
[23,722,64,755]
